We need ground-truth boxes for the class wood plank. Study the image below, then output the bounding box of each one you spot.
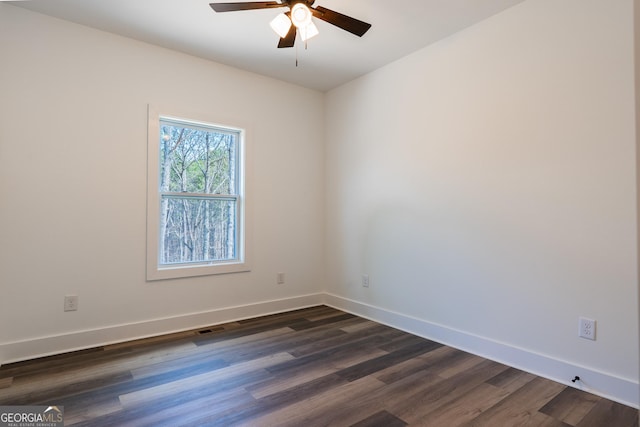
[459,376,567,426]
[62,396,123,426]
[519,411,574,427]
[264,332,395,377]
[129,327,292,379]
[288,322,396,357]
[539,386,601,426]
[0,346,111,379]
[0,377,13,389]
[394,359,510,423]
[486,366,537,393]
[575,398,639,427]
[340,319,382,333]
[350,410,408,427]
[213,373,351,425]
[119,352,292,407]
[238,376,387,427]
[415,382,510,426]
[436,351,486,379]
[248,347,389,399]
[288,312,357,331]
[0,341,199,402]
[335,339,442,382]
[111,386,254,427]
[284,367,445,426]
[374,345,460,384]
[0,370,134,406]
[205,325,348,365]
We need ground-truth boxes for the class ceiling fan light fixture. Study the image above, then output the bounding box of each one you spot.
[210,1,372,49]
[299,21,319,42]
[270,13,292,38]
[290,3,312,28]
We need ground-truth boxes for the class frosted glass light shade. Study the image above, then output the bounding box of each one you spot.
[299,21,319,42]
[290,3,312,28]
[270,13,292,38]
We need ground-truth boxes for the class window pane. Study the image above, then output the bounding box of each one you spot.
[160,196,237,265]
[160,121,237,195]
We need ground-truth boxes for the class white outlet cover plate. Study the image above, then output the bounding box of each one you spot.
[579,317,596,340]
[362,275,369,287]
[64,295,78,312]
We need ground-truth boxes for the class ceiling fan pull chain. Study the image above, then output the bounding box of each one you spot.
[295,41,299,67]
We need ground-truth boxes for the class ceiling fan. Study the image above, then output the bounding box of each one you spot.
[209,1,372,48]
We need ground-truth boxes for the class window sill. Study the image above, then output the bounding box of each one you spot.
[146,261,251,281]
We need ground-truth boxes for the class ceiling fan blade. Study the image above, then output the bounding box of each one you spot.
[311,5,371,37]
[210,2,284,12]
[278,24,296,48]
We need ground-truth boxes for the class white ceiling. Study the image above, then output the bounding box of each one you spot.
[8,0,526,91]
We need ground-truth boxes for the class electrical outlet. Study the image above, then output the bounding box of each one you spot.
[64,295,78,312]
[362,274,369,288]
[277,272,285,284]
[579,317,596,340]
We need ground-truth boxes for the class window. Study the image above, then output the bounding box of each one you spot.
[147,106,249,280]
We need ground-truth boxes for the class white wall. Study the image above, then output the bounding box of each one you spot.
[0,4,325,361]
[325,0,639,406]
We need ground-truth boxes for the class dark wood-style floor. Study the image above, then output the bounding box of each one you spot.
[0,306,637,426]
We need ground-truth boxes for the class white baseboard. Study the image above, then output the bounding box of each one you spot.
[0,293,324,366]
[322,293,640,409]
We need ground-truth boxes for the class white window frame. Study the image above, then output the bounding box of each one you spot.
[146,105,251,280]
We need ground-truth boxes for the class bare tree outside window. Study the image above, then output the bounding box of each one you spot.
[158,119,240,266]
